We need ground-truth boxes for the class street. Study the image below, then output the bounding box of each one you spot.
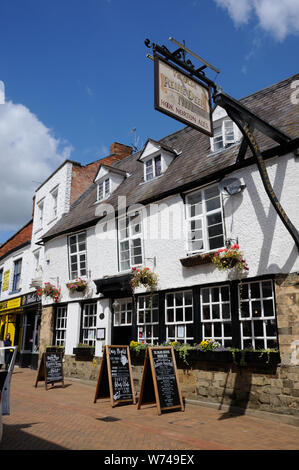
[1,366,299,452]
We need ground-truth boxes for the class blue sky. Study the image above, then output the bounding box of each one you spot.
[0,0,298,243]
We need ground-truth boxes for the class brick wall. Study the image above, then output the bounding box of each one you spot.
[0,220,32,260]
[70,142,132,206]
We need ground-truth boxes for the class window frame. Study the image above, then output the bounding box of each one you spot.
[81,302,97,346]
[54,305,68,347]
[200,284,232,347]
[97,178,110,201]
[211,119,237,153]
[0,268,3,295]
[50,186,59,219]
[68,231,87,280]
[36,199,44,229]
[12,258,22,292]
[165,289,194,344]
[137,294,159,344]
[113,298,133,327]
[144,155,162,182]
[118,213,143,272]
[185,184,225,255]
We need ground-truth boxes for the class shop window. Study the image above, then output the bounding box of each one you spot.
[113,298,133,326]
[81,303,97,346]
[200,284,232,347]
[118,213,143,272]
[239,280,278,349]
[68,231,87,280]
[137,294,159,344]
[165,290,194,343]
[186,185,224,254]
[12,259,22,292]
[55,306,68,347]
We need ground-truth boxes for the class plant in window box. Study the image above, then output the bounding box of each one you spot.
[66,277,88,293]
[130,267,158,305]
[73,343,95,359]
[36,282,61,303]
[212,244,249,274]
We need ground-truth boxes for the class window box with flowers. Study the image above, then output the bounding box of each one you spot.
[73,344,95,360]
[212,244,249,274]
[66,277,88,294]
[36,282,61,303]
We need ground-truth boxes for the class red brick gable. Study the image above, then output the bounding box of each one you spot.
[0,220,32,260]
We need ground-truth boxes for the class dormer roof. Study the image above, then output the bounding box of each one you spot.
[94,164,128,183]
[137,138,178,162]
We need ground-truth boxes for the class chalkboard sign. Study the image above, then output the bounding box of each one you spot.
[94,345,136,407]
[35,352,64,390]
[137,347,184,415]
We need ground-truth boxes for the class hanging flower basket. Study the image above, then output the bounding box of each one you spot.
[66,278,88,293]
[212,244,249,274]
[130,267,158,302]
[36,282,61,303]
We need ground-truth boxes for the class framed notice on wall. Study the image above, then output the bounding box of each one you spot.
[154,56,213,136]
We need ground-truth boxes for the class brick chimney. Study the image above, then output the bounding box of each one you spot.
[69,142,132,206]
[110,142,132,160]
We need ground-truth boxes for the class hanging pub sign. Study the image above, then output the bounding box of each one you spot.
[154,56,213,136]
[94,345,136,407]
[35,352,64,390]
[137,346,184,415]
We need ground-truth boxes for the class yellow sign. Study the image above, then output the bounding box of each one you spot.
[0,296,21,313]
[2,270,10,291]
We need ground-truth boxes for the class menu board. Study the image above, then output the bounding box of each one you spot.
[137,347,184,415]
[151,348,181,409]
[94,346,136,407]
[35,352,64,390]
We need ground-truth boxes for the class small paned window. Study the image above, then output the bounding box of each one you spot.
[119,213,143,271]
[165,290,193,343]
[239,280,278,349]
[51,187,58,219]
[114,298,133,326]
[68,232,87,279]
[12,259,22,291]
[137,294,159,344]
[144,155,162,181]
[82,303,97,346]
[200,285,232,347]
[211,119,236,152]
[186,185,224,254]
[98,178,110,201]
[55,306,68,347]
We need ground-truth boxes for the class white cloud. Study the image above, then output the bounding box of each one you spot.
[0,100,73,235]
[214,0,299,41]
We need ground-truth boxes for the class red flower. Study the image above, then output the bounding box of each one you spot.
[132,267,136,271]
[146,267,150,271]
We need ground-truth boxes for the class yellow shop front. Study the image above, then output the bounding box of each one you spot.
[0,296,23,360]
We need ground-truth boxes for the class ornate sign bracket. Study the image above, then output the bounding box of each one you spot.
[145,38,299,249]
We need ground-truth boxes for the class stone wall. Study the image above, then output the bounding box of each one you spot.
[275,273,299,365]
[39,305,54,356]
[62,354,299,419]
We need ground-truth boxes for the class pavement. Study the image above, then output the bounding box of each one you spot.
[1,367,299,453]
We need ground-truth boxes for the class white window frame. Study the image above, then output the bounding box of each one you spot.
[37,199,44,229]
[186,184,225,255]
[200,285,232,347]
[165,290,193,343]
[113,298,133,326]
[50,186,59,219]
[137,294,159,344]
[239,280,277,350]
[55,306,68,346]
[81,303,97,346]
[12,258,22,292]
[211,119,236,153]
[98,178,110,201]
[68,231,87,280]
[0,268,3,296]
[118,213,143,272]
[144,155,162,182]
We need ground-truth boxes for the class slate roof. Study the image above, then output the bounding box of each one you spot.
[42,73,299,242]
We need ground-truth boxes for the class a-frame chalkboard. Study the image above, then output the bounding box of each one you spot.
[94,345,136,407]
[35,352,64,390]
[137,347,184,415]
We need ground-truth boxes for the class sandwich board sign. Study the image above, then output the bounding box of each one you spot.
[94,345,136,407]
[35,352,64,390]
[137,346,184,415]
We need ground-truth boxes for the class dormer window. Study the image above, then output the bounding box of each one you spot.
[211,119,236,152]
[98,178,110,201]
[145,155,162,181]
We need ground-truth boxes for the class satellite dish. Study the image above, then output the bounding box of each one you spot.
[218,177,245,196]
